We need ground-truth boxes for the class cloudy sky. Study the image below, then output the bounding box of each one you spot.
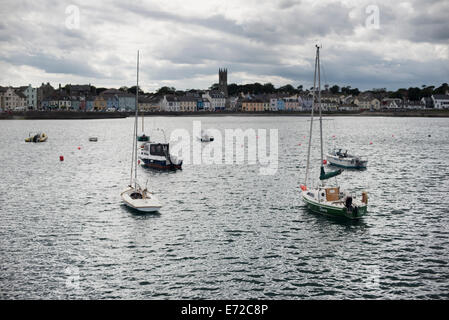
[0,0,448,91]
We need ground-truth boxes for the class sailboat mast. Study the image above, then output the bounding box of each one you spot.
[317,45,324,186]
[134,50,140,189]
[305,46,319,188]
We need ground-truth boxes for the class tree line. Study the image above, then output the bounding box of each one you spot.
[90,82,449,100]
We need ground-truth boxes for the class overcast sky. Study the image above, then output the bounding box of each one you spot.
[0,0,448,91]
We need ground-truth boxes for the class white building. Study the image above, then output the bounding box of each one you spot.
[203,91,225,111]
[431,95,449,109]
[161,95,180,111]
[17,84,37,109]
[0,87,27,110]
[382,98,402,109]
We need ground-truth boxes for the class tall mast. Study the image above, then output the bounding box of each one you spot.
[305,46,318,187]
[317,45,324,186]
[134,50,140,189]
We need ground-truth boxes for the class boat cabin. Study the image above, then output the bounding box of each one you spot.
[142,143,169,157]
[325,187,340,201]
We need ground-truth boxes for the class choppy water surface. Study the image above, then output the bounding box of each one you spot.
[0,116,448,299]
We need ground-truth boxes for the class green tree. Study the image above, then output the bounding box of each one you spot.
[278,84,296,94]
[263,83,275,93]
[128,86,144,95]
[156,86,176,95]
[96,87,108,95]
[330,85,340,94]
[434,83,449,95]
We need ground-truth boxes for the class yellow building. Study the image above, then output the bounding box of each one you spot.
[94,95,107,111]
[242,99,268,111]
[179,96,197,112]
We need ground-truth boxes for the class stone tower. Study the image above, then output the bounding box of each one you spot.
[218,68,228,97]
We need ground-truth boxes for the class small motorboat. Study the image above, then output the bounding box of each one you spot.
[139,142,183,170]
[89,137,98,142]
[200,130,214,142]
[121,185,162,213]
[25,132,47,143]
[326,148,368,169]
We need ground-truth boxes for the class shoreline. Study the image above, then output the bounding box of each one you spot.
[1,110,449,119]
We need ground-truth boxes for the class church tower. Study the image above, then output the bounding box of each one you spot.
[218,68,228,97]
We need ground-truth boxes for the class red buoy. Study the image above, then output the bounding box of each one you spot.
[323,159,327,165]
[300,185,307,191]
[370,142,373,145]
[77,146,81,150]
[59,155,64,161]
[138,159,141,165]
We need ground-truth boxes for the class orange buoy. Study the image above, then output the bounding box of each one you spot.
[59,155,64,161]
[300,185,307,191]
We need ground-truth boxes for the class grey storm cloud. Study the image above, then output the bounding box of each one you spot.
[118,1,356,44]
[0,0,447,90]
[2,52,103,78]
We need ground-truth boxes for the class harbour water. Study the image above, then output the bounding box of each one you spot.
[0,116,448,299]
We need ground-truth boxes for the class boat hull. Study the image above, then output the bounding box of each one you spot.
[302,192,367,220]
[25,133,47,143]
[137,136,150,142]
[121,187,162,212]
[326,155,367,169]
[140,158,182,170]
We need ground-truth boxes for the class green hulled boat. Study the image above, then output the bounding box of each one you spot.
[300,45,368,220]
[137,133,149,142]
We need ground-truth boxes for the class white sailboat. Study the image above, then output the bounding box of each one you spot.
[121,50,162,213]
[300,45,367,219]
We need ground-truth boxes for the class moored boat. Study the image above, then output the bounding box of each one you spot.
[327,148,367,169]
[121,185,162,212]
[139,142,183,170]
[199,130,214,142]
[121,50,162,213]
[25,132,47,142]
[302,185,368,219]
[300,45,368,220]
[137,133,150,142]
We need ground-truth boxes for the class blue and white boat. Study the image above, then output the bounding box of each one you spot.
[139,142,183,170]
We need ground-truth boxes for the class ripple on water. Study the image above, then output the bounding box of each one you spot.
[1,117,449,299]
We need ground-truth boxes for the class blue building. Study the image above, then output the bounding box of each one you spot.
[277,99,285,111]
[100,89,136,111]
[197,99,204,110]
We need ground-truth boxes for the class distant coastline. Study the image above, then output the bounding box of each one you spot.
[1,109,449,120]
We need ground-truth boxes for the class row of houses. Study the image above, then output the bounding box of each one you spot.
[40,89,136,111]
[2,83,449,112]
